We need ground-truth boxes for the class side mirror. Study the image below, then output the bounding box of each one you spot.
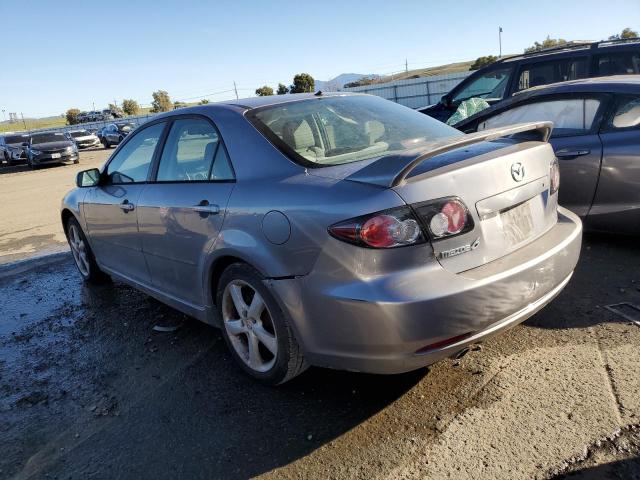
[76,168,101,188]
[440,95,452,108]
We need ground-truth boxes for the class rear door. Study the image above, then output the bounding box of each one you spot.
[476,93,608,216]
[83,121,166,283]
[588,94,640,233]
[137,116,235,306]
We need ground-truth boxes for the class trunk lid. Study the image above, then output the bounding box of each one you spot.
[321,122,558,274]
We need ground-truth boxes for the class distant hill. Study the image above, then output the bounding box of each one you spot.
[315,73,378,92]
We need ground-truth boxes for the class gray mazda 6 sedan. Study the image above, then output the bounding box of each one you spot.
[61,93,582,384]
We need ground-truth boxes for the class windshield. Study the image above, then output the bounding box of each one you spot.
[31,133,67,144]
[5,135,28,144]
[69,130,90,138]
[248,95,461,167]
[451,66,513,103]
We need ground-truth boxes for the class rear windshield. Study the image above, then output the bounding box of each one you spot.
[5,135,28,144]
[31,133,67,144]
[247,95,461,167]
[69,130,89,138]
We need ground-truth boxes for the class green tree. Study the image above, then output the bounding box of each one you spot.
[255,85,274,96]
[276,83,289,95]
[199,99,210,105]
[344,76,377,88]
[121,99,140,116]
[469,55,498,71]
[66,108,80,125]
[150,90,172,113]
[609,27,639,40]
[524,36,567,53]
[290,73,315,93]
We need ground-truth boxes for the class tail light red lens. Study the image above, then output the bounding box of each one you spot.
[328,207,425,249]
[413,197,475,240]
[550,158,560,195]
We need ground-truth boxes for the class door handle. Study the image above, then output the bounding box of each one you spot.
[556,149,590,159]
[120,200,135,212]
[193,201,220,215]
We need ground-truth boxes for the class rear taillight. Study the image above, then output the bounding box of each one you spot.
[328,207,425,248]
[413,197,475,240]
[550,158,560,195]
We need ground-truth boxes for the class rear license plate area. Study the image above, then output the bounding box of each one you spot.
[500,200,534,247]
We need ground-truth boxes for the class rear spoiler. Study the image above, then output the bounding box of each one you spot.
[346,122,553,188]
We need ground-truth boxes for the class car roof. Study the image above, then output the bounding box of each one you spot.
[491,38,640,65]
[514,75,640,98]
[149,92,365,120]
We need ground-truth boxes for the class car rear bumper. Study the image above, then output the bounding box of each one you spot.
[268,207,582,374]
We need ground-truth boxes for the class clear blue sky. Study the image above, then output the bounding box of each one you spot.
[1,0,638,118]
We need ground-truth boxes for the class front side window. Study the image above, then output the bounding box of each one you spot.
[608,96,640,129]
[517,58,589,91]
[156,118,233,181]
[451,66,513,103]
[248,95,461,167]
[105,122,164,183]
[478,97,601,137]
[597,52,640,76]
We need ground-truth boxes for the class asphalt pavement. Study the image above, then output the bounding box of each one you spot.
[1,232,639,480]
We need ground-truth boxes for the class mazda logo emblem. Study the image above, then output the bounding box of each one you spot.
[511,162,525,182]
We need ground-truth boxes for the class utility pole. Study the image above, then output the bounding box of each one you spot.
[1,109,5,122]
[233,81,239,100]
[92,101,95,112]
[21,112,27,130]
[498,26,503,58]
[405,58,408,73]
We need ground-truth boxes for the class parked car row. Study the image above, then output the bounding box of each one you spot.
[76,109,123,124]
[0,121,138,168]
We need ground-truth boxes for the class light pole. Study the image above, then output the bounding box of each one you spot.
[1,110,5,122]
[499,26,503,58]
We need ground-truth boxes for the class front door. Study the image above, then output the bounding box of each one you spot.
[588,95,640,234]
[137,116,236,305]
[83,121,166,283]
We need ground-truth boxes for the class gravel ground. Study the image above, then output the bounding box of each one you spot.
[0,148,111,265]
[0,232,638,480]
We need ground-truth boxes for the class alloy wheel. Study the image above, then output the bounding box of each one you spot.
[222,280,278,372]
[68,223,90,277]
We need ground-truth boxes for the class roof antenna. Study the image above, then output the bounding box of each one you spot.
[314,90,323,96]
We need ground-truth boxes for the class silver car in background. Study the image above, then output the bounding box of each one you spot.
[61,93,582,385]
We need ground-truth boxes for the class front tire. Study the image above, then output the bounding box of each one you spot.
[102,138,110,149]
[217,264,307,385]
[66,217,109,283]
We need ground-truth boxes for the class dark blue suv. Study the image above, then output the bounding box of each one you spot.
[420,38,640,123]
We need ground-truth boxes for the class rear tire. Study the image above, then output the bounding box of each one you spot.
[65,217,109,284]
[217,263,307,385]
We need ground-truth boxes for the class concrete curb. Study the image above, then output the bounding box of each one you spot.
[0,251,72,280]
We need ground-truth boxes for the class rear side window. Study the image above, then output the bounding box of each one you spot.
[517,58,589,91]
[477,98,601,137]
[596,52,640,76]
[156,118,234,182]
[608,96,640,130]
[106,122,165,183]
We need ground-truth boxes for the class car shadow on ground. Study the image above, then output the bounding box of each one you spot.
[1,259,425,479]
[526,232,640,331]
